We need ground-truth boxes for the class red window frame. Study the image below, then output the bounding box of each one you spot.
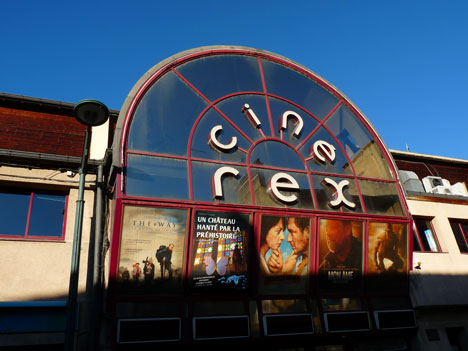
[449,219,468,254]
[412,217,441,252]
[0,190,68,241]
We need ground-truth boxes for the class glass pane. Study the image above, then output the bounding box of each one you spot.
[414,219,440,252]
[258,215,310,295]
[261,59,339,120]
[126,154,189,200]
[116,206,187,295]
[251,169,314,209]
[29,194,65,237]
[412,231,422,251]
[190,107,251,163]
[250,140,307,171]
[0,192,30,235]
[358,180,404,216]
[449,221,468,253]
[368,222,409,292]
[311,175,363,213]
[127,71,208,156]
[267,97,319,145]
[189,211,251,294]
[299,127,354,176]
[216,94,270,142]
[176,55,264,102]
[325,105,393,180]
[191,162,251,205]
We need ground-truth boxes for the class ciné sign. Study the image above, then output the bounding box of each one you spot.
[209,104,355,209]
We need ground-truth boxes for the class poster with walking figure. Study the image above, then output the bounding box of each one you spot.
[190,210,250,293]
[116,206,187,295]
[367,222,408,292]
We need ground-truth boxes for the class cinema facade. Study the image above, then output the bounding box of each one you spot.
[105,46,415,350]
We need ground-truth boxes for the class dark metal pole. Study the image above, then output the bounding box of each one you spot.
[65,126,91,351]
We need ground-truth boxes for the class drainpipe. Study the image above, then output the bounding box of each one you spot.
[88,163,105,350]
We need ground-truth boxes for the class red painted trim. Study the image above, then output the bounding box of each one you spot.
[408,220,414,271]
[24,192,33,237]
[173,68,255,145]
[457,222,468,251]
[190,157,247,167]
[411,218,424,252]
[249,163,308,174]
[62,194,69,241]
[296,101,342,151]
[258,57,275,137]
[126,150,189,160]
[108,197,123,286]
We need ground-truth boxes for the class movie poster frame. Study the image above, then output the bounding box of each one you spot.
[187,207,253,295]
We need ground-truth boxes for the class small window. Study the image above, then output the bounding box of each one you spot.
[449,220,468,253]
[0,191,66,240]
[412,218,441,252]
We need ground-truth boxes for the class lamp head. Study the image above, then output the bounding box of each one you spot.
[73,100,109,127]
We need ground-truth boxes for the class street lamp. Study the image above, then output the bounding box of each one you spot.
[65,100,109,351]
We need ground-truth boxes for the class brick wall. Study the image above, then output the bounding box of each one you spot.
[0,106,86,157]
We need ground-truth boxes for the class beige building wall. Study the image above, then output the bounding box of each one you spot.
[407,197,468,351]
[408,198,468,307]
[0,166,96,302]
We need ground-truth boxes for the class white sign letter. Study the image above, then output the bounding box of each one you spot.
[241,104,261,128]
[310,140,336,163]
[212,166,240,199]
[279,111,303,138]
[268,172,300,203]
[321,177,356,209]
[208,125,237,152]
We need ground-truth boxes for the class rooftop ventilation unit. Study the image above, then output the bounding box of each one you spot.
[398,170,425,193]
[451,182,468,197]
[422,176,450,193]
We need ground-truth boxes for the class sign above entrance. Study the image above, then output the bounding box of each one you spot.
[115,46,407,217]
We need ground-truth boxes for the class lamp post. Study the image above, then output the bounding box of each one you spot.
[65,100,109,351]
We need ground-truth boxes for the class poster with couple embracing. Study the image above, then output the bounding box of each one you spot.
[258,215,311,294]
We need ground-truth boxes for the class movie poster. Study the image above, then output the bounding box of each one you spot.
[190,211,250,293]
[116,206,187,295]
[318,218,363,293]
[258,215,310,295]
[367,222,408,292]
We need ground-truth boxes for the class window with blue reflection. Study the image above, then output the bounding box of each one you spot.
[0,191,66,238]
[250,168,314,209]
[216,94,269,142]
[261,59,339,120]
[358,180,404,216]
[250,141,307,171]
[325,106,392,180]
[0,192,29,236]
[122,49,405,216]
[191,162,251,205]
[267,97,319,146]
[127,71,208,156]
[126,154,189,200]
[310,175,363,213]
[175,55,264,102]
[29,195,65,237]
[190,107,250,163]
[299,127,354,176]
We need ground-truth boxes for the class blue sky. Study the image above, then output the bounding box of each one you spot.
[2,1,467,159]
